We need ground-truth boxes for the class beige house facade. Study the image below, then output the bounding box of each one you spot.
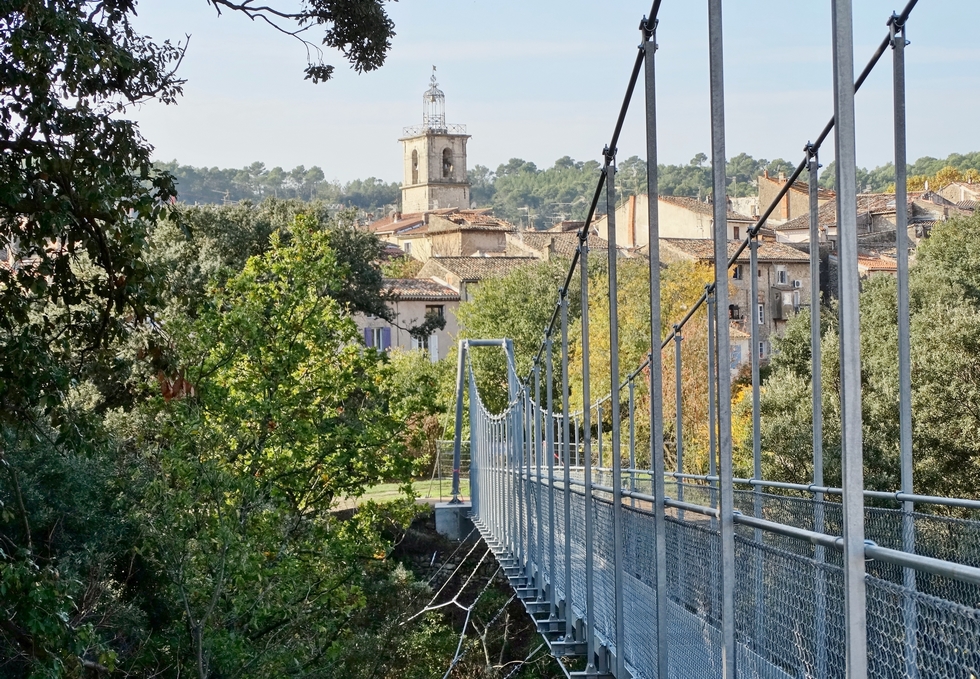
[355,278,460,363]
[593,194,757,248]
[757,172,836,226]
[659,238,811,361]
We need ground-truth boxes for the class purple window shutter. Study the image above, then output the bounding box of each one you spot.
[364,327,373,347]
[381,327,391,350]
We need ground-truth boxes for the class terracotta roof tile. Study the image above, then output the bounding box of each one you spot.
[661,238,810,263]
[383,277,460,301]
[424,256,538,281]
[777,201,838,231]
[365,213,424,234]
[857,256,897,273]
[428,210,516,233]
[507,231,609,259]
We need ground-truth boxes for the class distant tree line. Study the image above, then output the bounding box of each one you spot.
[156,160,401,214]
[163,150,980,229]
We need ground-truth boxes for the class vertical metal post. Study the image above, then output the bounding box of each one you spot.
[597,404,603,470]
[451,341,468,503]
[546,336,559,620]
[674,329,684,497]
[750,235,765,652]
[831,1,869,675]
[527,384,536,583]
[750,236,762,494]
[521,387,531,580]
[534,364,545,599]
[628,380,636,506]
[580,231,598,673]
[514,386,521,560]
[707,286,718,493]
[891,14,918,678]
[561,291,575,643]
[468,365,480,514]
[642,19,670,674]
[808,146,828,679]
[574,416,580,468]
[708,0,737,673]
[505,340,519,562]
[605,154,626,677]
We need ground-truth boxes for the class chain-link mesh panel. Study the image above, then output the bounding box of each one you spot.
[867,573,980,678]
[622,504,660,678]
[472,402,980,678]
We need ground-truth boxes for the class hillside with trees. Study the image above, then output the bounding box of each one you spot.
[165,150,980,230]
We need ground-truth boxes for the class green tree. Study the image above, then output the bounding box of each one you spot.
[138,215,416,676]
[761,212,980,499]
[456,260,577,412]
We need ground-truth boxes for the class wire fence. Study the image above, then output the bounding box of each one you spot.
[448,1,980,678]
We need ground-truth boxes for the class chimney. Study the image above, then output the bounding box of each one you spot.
[544,236,554,262]
[763,169,769,179]
[778,171,786,182]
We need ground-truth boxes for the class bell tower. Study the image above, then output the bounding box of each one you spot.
[400,68,470,213]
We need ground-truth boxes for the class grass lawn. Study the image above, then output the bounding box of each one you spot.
[337,478,471,510]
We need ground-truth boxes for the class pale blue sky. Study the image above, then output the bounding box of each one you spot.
[129,1,980,184]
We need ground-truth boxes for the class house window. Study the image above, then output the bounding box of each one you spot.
[733,226,740,240]
[732,265,743,280]
[757,303,764,326]
[425,304,445,318]
[793,290,801,310]
[759,341,766,359]
[776,267,788,285]
[365,327,390,350]
[404,241,412,255]
[411,149,419,184]
[729,304,741,320]
[730,345,742,371]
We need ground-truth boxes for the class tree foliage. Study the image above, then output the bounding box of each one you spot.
[156,160,400,211]
[761,212,980,499]
[456,259,577,413]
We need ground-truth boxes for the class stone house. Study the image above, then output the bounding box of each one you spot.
[365,208,518,263]
[354,278,460,362]
[757,171,836,226]
[774,190,971,246]
[416,256,539,302]
[504,230,616,261]
[659,238,811,361]
[593,194,757,247]
[426,209,515,258]
[937,181,980,208]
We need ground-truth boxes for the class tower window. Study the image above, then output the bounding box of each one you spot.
[442,148,453,179]
[411,149,419,184]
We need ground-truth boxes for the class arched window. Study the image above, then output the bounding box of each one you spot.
[442,148,453,179]
[411,149,419,184]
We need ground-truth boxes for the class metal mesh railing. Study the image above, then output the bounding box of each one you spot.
[446,1,980,677]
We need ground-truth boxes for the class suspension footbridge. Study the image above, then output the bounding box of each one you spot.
[442,2,980,677]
